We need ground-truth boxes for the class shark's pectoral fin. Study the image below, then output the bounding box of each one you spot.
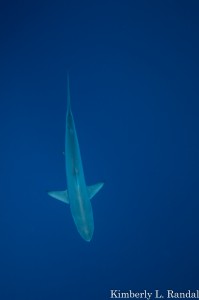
[87,182,104,200]
[48,190,69,204]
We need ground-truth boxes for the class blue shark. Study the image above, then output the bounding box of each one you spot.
[48,76,104,242]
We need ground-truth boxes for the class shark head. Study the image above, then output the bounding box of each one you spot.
[78,224,94,242]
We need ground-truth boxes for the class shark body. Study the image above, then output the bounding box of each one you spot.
[48,77,104,241]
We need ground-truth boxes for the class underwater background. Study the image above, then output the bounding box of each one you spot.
[0,1,199,299]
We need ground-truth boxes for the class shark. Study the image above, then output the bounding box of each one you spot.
[48,76,104,242]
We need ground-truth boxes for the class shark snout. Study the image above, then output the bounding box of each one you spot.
[81,226,93,242]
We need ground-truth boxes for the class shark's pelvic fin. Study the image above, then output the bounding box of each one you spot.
[48,190,69,204]
[87,182,104,200]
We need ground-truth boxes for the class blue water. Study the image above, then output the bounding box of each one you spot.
[0,1,199,299]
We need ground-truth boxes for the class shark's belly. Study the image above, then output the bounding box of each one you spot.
[69,184,94,242]
[65,124,94,241]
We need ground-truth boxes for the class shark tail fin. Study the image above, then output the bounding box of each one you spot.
[67,72,71,112]
[48,190,69,204]
[87,182,104,200]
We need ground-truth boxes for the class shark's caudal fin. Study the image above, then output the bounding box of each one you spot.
[87,182,104,199]
[67,73,71,112]
[48,190,69,204]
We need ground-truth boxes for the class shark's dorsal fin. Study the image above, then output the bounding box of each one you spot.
[48,190,69,204]
[87,182,104,200]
